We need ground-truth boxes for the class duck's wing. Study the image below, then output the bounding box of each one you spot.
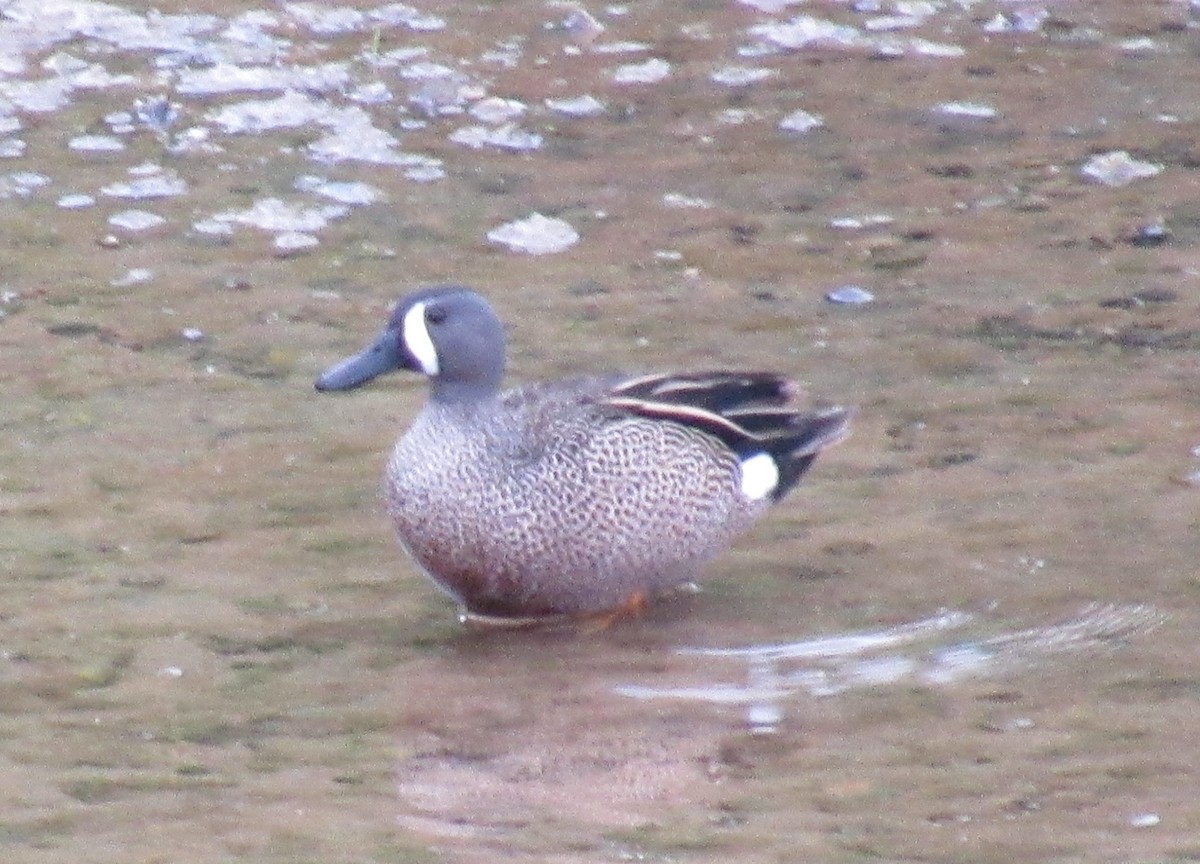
[598,372,851,501]
[606,371,796,412]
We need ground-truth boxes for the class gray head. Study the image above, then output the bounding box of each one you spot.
[314,286,506,402]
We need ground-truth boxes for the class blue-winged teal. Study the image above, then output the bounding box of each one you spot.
[316,286,850,621]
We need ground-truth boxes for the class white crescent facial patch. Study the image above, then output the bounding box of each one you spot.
[402,301,440,376]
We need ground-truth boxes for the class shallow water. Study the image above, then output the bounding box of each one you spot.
[3,0,1200,861]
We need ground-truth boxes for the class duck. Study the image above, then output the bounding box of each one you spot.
[315,285,851,623]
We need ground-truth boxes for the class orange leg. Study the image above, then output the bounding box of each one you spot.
[577,590,648,632]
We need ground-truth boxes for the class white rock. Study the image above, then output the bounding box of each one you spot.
[68,134,125,152]
[1080,151,1162,187]
[711,66,776,86]
[108,210,166,231]
[826,285,874,305]
[545,95,606,117]
[611,58,671,84]
[273,232,319,255]
[935,101,998,120]
[779,109,823,134]
[487,213,579,255]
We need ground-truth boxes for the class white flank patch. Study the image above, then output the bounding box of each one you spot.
[739,453,779,501]
[402,300,440,375]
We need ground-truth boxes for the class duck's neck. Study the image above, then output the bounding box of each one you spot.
[428,376,501,409]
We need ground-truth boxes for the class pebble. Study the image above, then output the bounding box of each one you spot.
[739,0,805,10]
[348,82,392,105]
[611,58,672,84]
[273,232,319,256]
[593,41,651,55]
[830,214,894,230]
[468,97,526,124]
[101,172,188,199]
[108,210,167,232]
[207,91,330,133]
[449,124,543,152]
[710,66,776,86]
[908,38,965,58]
[1080,151,1163,187]
[561,7,605,44]
[662,193,712,209]
[191,219,235,237]
[0,171,49,198]
[779,109,823,134]
[1118,38,1158,54]
[1176,470,1200,488]
[865,15,925,32]
[1125,221,1169,247]
[177,62,351,96]
[369,4,444,31]
[57,193,96,209]
[294,175,382,206]
[544,95,606,117]
[746,702,783,734]
[751,15,867,51]
[487,213,579,255]
[209,197,348,233]
[69,134,126,152]
[286,3,365,35]
[404,164,446,183]
[983,9,1048,33]
[935,101,998,120]
[826,285,875,305]
[111,268,154,286]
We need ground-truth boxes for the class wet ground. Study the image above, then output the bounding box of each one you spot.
[2,0,1199,861]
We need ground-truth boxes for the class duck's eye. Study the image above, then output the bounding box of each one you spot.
[425,305,447,325]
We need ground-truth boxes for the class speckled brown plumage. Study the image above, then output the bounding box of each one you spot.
[316,286,850,620]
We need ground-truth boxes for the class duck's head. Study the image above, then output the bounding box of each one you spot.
[315,285,506,401]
